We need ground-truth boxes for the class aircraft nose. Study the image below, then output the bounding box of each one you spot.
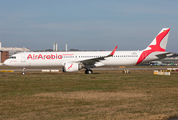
[3,59,9,66]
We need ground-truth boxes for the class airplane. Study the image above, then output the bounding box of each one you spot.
[4,28,171,74]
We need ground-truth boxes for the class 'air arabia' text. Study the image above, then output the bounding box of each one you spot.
[27,54,62,60]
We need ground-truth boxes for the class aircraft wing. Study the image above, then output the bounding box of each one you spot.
[78,46,118,65]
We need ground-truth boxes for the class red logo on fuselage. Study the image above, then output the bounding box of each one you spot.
[27,54,62,60]
[136,29,170,65]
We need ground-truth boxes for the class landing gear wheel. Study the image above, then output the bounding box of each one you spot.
[85,69,93,74]
[88,70,93,74]
[22,68,26,75]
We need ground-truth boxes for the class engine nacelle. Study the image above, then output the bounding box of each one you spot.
[63,63,82,72]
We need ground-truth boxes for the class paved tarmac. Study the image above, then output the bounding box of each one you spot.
[0,67,167,72]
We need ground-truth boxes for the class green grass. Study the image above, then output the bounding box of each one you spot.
[0,70,178,120]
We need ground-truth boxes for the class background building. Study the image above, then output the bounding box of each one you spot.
[1,51,9,63]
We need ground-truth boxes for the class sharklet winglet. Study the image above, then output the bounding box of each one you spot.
[109,46,118,56]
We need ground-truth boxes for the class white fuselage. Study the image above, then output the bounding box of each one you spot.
[4,50,160,68]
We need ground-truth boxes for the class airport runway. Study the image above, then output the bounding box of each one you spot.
[0,67,167,72]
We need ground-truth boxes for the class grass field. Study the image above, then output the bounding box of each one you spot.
[0,69,178,120]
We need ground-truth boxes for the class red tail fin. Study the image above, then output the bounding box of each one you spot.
[136,28,170,65]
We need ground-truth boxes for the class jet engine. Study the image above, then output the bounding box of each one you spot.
[63,63,82,72]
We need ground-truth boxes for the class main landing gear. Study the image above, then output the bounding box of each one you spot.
[85,69,93,74]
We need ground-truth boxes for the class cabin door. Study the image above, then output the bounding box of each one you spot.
[21,53,26,62]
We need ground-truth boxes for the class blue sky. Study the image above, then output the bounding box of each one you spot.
[0,0,178,52]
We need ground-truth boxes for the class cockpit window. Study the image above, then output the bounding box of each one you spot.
[9,56,16,59]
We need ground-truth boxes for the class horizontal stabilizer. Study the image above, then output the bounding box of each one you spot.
[156,52,173,59]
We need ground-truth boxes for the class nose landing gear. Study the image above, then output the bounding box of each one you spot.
[22,68,26,75]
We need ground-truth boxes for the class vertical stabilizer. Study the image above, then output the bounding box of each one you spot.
[136,28,170,65]
[145,28,170,51]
